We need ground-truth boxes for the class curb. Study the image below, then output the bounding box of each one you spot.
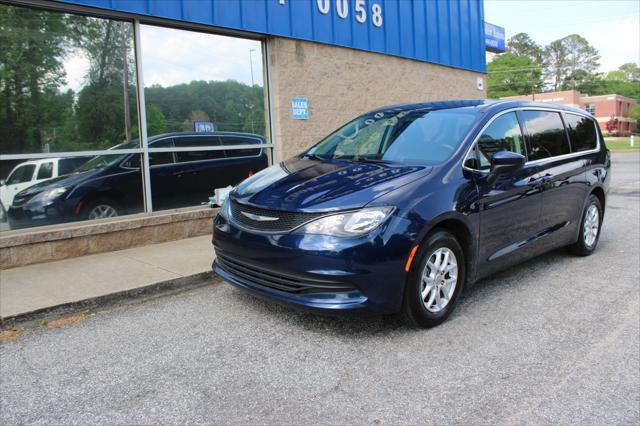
[0,271,220,328]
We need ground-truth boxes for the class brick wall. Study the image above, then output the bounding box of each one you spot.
[267,38,486,161]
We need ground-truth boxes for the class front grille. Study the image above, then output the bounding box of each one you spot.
[230,200,325,232]
[216,252,357,294]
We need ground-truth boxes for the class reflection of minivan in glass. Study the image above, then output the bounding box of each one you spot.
[213,100,610,328]
[7,132,268,229]
[0,157,88,222]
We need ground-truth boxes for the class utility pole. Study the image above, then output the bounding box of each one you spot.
[249,49,256,87]
[122,25,132,142]
[531,69,536,101]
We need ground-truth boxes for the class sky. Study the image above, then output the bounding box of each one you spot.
[63,23,263,93]
[484,0,640,72]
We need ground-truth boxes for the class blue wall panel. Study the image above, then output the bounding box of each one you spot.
[55,0,486,72]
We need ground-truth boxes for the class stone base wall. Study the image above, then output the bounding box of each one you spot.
[267,37,486,161]
[0,208,217,270]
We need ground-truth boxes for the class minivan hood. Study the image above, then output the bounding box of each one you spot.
[14,169,100,200]
[233,158,432,211]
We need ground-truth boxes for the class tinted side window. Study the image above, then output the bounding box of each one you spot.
[149,138,175,166]
[174,136,224,163]
[468,112,525,171]
[564,113,597,152]
[36,162,53,179]
[221,136,261,158]
[7,165,36,184]
[58,158,89,175]
[521,111,571,161]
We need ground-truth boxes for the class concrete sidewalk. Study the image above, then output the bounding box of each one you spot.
[0,235,214,320]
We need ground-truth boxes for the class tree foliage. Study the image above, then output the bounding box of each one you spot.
[506,32,543,65]
[489,31,638,101]
[487,53,542,98]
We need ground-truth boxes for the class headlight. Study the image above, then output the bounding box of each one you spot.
[217,196,231,220]
[295,206,394,237]
[28,187,67,205]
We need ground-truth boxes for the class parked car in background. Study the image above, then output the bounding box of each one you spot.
[6,132,268,229]
[0,157,88,222]
[213,100,610,328]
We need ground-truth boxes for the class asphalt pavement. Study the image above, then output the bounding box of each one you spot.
[1,152,639,425]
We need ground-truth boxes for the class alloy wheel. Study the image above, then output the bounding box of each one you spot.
[88,204,118,220]
[420,247,458,313]
[583,204,599,247]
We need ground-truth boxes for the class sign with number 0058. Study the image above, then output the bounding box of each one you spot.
[279,0,383,27]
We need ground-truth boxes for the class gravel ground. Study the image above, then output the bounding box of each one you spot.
[1,153,639,425]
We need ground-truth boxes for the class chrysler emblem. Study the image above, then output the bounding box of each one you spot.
[240,211,279,222]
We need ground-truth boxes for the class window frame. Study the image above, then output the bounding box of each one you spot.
[463,107,601,173]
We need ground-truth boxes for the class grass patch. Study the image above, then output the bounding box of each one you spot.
[0,328,25,342]
[47,313,88,329]
[605,137,640,152]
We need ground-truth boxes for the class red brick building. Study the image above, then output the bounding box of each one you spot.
[502,90,637,135]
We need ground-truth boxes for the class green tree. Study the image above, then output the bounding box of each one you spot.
[506,32,543,65]
[488,53,542,98]
[544,35,600,90]
[145,104,166,135]
[0,5,73,153]
[618,63,640,81]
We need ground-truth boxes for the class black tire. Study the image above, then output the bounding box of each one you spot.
[569,194,603,256]
[402,229,466,328]
[0,202,6,223]
[82,197,121,221]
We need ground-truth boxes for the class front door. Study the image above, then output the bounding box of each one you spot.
[468,111,545,277]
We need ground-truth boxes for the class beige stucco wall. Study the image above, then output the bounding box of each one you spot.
[267,37,486,161]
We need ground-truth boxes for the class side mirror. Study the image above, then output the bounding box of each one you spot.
[487,151,525,185]
[0,179,5,186]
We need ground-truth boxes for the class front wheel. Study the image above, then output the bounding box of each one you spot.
[569,194,603,256]
[402,230,466,328]
[83,198,121,221]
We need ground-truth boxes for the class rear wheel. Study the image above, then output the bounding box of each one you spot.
[83,198,120,220]
[0,202,6,223]
[402,230,466,328]
[569,194,602,256]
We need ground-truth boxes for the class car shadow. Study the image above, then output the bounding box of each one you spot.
[225,246,587,338]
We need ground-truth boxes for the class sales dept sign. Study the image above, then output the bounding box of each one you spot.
[291,98,309,120]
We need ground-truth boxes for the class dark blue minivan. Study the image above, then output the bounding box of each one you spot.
[213,100,610,327]
[8,132,268,229]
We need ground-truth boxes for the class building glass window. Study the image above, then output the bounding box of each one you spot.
[585,103,596,114]
[0,4,271,233]
[140,24,269,211]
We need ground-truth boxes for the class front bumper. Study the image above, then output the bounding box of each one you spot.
[7,201,69,229]
[212,214,414,315]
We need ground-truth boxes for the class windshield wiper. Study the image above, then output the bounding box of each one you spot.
[302,153,326,161]
[351,156,395,164]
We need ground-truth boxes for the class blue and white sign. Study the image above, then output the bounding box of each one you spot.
[194,121,215,132]
[485,22,506,53]
[291,98,309,120]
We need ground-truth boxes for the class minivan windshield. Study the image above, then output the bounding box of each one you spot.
[305,108,478,165]
[76,141,138,172]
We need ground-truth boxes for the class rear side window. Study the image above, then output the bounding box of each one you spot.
[469,112,525,170]
[149,138,175,166]
[520,111,571,161]
[36,162,53,179]
[174,136,225,163]
[7,164,36,185]
[221,136,261,158]
[564,113,597,152]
